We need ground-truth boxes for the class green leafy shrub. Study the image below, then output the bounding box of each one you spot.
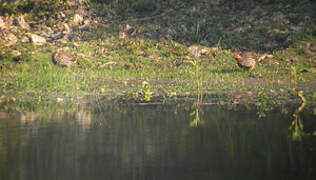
[257,0,309,4]
[0,0,69,17]
[132,0,156,12]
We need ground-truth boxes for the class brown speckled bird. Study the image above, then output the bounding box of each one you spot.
[234,52,257,72]
[52,52,76,67]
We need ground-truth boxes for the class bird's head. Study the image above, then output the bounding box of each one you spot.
[52,52,59,63]
[234,54,242,62]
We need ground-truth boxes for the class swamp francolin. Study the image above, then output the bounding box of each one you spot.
[234,51,257,72]
[52,52,76,67]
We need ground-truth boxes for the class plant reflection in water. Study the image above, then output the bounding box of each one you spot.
[289,91,308,141]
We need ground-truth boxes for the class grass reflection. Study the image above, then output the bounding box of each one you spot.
[289,91,309,141]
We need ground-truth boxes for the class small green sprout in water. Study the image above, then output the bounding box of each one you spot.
[189,59,202,104]
[189,59,204,127]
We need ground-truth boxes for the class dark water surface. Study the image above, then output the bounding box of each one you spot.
[0,102,315,180]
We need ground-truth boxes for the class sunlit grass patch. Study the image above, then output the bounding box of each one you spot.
[0,27,315,101]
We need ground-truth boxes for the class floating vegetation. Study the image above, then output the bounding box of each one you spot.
[130,81,153,102]
[256,90,277,118]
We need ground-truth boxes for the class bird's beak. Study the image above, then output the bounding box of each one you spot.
[235,55,241,61]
